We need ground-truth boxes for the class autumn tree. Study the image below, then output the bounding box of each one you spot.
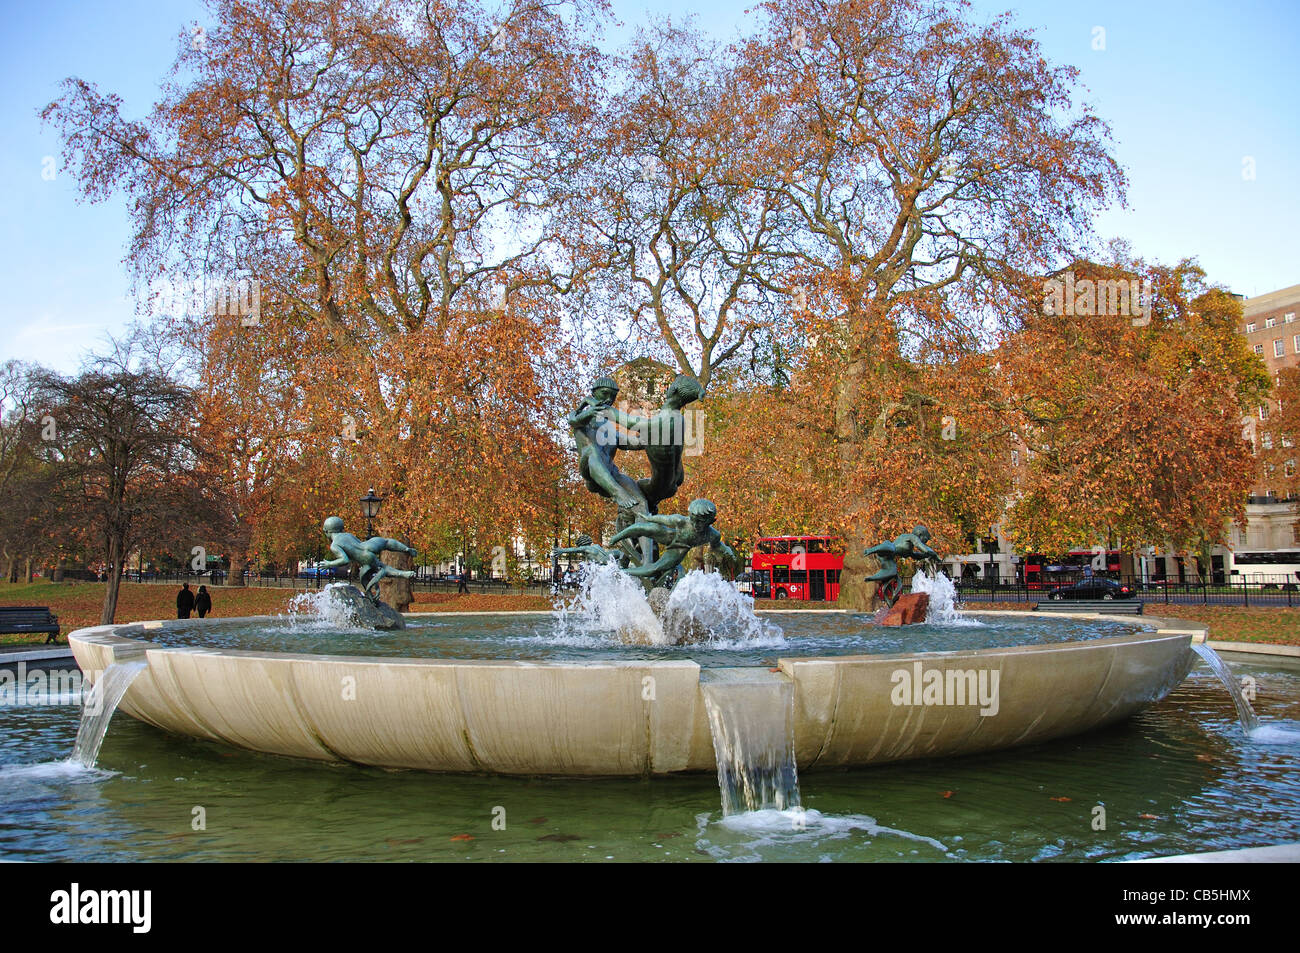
[43,0,610,571]
[1260,365,1300,535]
[31,344,205,624]
[1000,260,1269,563]
[570,21,794,390]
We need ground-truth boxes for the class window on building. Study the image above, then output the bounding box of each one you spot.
[1275,339,1286,357]
[1286,460,1297,479]
[1011,449,1019,467]
[1259,405,1269,420]
[1255,344,1265,356]
[1288,313,1297,324]
[1294,334,1299,353]
[1247,322,1258,332]
[1262,432,1274,449]
[1267,317,1277,328]
[1240,527,1249,546]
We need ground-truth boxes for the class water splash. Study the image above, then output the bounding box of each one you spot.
[553,562,667,645]
[909,570,979,626]
[288,583,366,630]
[1191,643,1260,736]
[553,564,782,646]
[696,808,949,861]
[71,660,148,768]
[1248,722,1300,744]
[700,670,801,816]
[662,571,783,645]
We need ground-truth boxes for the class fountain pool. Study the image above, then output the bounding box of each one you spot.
[62,606,1200,778]
[2,642,1298,862]
[2,573,1296,862]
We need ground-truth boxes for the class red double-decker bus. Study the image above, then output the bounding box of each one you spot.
[750,536,844,601]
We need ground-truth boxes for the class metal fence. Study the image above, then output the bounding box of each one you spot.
[80,569,558,597]
[953,574,1300,608]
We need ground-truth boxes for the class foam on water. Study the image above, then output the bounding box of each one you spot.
[696,808,949,860]
[1247,722,1300,745]
[0,761,113,785]
[909,570,981,626]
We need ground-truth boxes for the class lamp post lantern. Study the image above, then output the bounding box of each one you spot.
[360,487,384,538]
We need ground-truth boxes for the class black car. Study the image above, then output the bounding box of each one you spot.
[1046,577,1134,601]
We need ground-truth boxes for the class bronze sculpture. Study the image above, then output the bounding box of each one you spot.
[563,372,734,593]
[864,525,941,607]
[602,373,703,514]
[551,534,617,565]
[608,498,736,591]
[319,516,419,602]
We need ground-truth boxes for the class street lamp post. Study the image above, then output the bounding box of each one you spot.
[360,487,384,538]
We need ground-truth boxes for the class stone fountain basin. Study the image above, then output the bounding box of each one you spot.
[67,611,1203,776]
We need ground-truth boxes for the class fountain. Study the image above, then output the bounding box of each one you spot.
[54,365,1298,851]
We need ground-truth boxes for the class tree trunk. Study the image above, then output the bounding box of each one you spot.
[5,556,15,584]
[228,550,247,587]
[832,351,877,611]
[24,557,33,584]
[53,557,65,583]
[101,535,124,625]
[838,536,881,612]
[379,549,414,612]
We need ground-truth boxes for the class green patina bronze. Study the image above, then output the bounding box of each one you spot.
[320,516,419,601]
[864,525,941,607]
[608,498,736,591]
[564,372,731,591]
[551,534,617,565]
[603,374,703,515]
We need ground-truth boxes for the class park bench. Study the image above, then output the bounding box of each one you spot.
[1034,600,1143,615]
[0,606,62,643]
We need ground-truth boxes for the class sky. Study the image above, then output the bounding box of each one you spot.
[1,0,1297,374]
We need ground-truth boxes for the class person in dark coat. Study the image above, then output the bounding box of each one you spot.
[177,583,195,619]
[195,585,213,618]
[457,569,470,594]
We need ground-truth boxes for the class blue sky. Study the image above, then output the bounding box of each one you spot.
[2,0,1297,373]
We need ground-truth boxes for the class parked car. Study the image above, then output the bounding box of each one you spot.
[1046,577,1134,601]
[298,566,346,579]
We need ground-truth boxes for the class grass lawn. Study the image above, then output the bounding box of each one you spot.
[4,581,1296,647]
[0,581,562,644]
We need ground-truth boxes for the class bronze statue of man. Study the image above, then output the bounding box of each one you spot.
[568,377,651,564]
[319,516,419,601]
[608,498,736,590]
[864,525,941,607]
[551,534,617,565]
[602,374,703,514]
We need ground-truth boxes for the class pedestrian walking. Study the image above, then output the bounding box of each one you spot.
[177,583,195,619]
[195,585,213,618]
[457,568,470,594]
